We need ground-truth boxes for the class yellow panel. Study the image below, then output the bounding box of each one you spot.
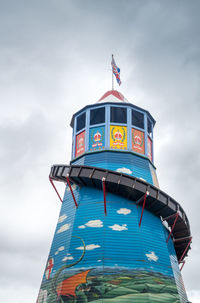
[110,125,127,150]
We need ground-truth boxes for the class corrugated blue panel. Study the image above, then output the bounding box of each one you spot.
[37,185,183,302]
[166,228,188,303]
[72,151,154,184]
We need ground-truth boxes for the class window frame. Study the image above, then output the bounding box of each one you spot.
[110,106,127,124]
[76,111,86,133]
[90,106,106,126]
[131,108,145,130]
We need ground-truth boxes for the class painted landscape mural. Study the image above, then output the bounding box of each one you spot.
[38,268,181,302]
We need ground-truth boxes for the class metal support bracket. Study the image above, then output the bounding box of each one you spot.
[66,175,78,208]
[179,237,192,263]
[136,194,146,208]
[102,177,107,216]
[166,212,179,243]
[139,191,149,227]
[162,212,178,221]
[49,176,63,203]
[179,260,185,271]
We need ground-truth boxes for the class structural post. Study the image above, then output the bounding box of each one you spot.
[49,176,63,203]
[179,237,192,263]
[180,261,185,271]
[139,192,148,227]
[102,177,107,215]
[66,175,78,208]
[166,213,179,243]
[162,212,178,221]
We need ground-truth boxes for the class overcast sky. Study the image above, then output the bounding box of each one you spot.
[0,1,200,302]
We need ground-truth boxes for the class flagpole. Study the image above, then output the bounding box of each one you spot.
[112,54,114,90]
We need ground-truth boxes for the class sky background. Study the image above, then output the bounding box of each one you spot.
[0,0,200,302]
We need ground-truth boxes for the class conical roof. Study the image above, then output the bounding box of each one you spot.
[98,90,128,103]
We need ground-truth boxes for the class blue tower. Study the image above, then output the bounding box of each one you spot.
[37,90,191,303]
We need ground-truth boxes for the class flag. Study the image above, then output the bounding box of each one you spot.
[111,55,121,86]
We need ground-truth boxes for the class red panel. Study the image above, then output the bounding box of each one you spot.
[132,128,145,155]
[75,131,85,157]
[147,136,152,161]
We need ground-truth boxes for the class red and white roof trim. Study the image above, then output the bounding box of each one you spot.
[98,90,128,103]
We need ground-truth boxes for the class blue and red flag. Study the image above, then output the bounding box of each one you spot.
[111,55,121,86]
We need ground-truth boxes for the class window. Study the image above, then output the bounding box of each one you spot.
[90,107,105,125]
[132,109,144,129]
[76,112,86,132]
[110,107,127,124]
[147,118,152,136]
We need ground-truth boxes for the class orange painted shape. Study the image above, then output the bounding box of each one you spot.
[56,269,91,297]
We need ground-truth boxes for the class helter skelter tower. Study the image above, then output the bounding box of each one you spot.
[37,90,192,303]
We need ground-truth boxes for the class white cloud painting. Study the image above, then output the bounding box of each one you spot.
[62,255,74,262]
[78,220,103,229]
[146,251,159,262]
[55,246,65,255]
[58,246,65,252]
[78,225,86,229]
[117,208,131,215]
[76,244,101,251]
[116,167,132,175]
[109,224,128,231]
[57,223,71,234]
[85,220,103,228]
[58,214,67,223]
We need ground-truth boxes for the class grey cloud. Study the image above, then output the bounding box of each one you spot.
[0,1,200,302]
